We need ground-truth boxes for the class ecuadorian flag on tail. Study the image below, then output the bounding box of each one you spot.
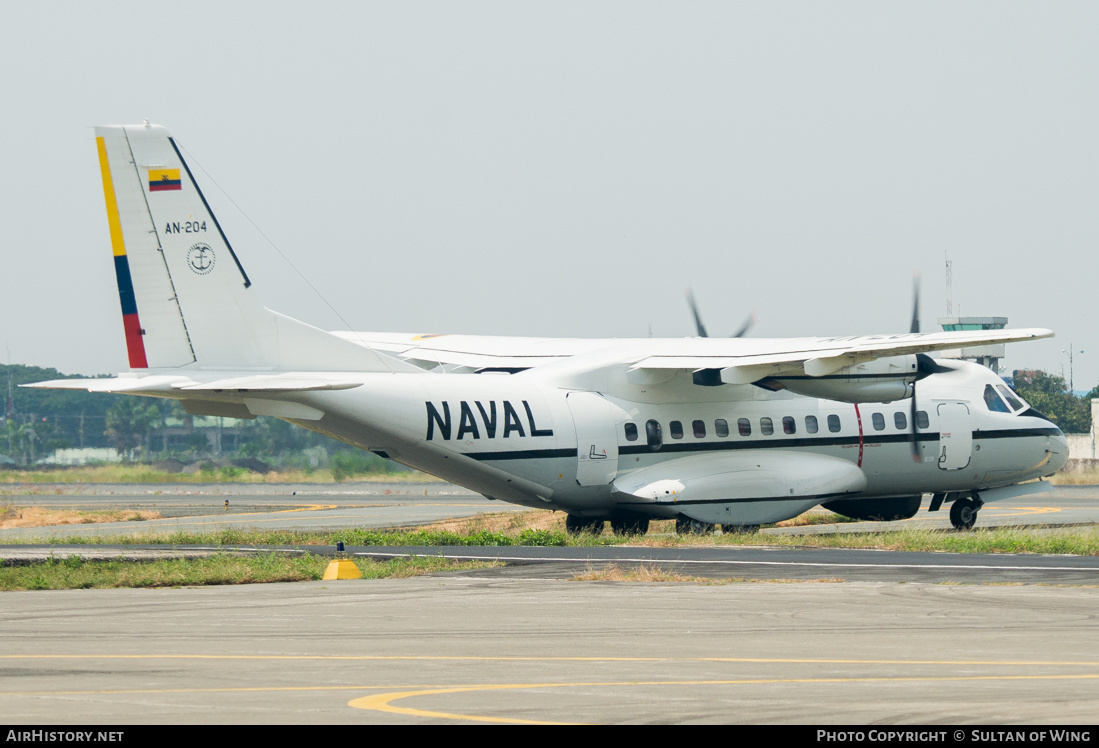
[148,168,181,192]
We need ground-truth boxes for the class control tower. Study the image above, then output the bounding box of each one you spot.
[937,316,1008,373]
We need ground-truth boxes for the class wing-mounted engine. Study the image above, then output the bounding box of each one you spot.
[762,355,919,403]
[611,450,866,526]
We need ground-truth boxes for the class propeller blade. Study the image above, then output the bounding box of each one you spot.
[686,289,709,338]
[731,312,757,339]
[910,275,921,334]
[910,385,922,463]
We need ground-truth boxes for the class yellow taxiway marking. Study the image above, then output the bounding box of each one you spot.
[2,654,1094,724]
[349,674,1099,724]
[900,505,1061,523]
[1,671,1095,725]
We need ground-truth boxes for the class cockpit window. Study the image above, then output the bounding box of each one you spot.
[984,384,1011,413]
[997,384,1026,411]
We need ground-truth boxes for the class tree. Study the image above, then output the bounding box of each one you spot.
[105,398,162,459]
[1012,371,1091,433]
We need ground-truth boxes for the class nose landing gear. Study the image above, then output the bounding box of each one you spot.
[949,493,984,530]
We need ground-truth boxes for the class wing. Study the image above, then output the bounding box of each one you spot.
[331,328,1051,380]
[617,328,1052,384]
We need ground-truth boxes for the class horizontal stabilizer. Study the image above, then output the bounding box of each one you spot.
[23,376,193,394]
[175,375,363,392]
[25,373,364,396]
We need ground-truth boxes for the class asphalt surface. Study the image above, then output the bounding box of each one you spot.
[2,481,1097,724]
[1,578,1096,724]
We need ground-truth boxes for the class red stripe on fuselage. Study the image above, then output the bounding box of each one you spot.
[853,403,864,468]
[122,313,148,368]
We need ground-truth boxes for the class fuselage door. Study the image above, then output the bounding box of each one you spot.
[566,391,620,486]
[936,401,972,470]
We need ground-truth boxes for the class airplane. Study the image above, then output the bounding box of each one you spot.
[29,123,1069,535]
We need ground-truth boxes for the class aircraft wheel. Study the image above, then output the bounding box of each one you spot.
[721,524,760,535]
[565,515,604,536]
[949,498,978,531]
[676,517,715,535]
[610,517,650,536]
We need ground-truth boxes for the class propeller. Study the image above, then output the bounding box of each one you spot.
[910,275,920,334]
[907,277,951,462]
[686,289,709,338]
[730,311,758,339]
[686,289,756,338]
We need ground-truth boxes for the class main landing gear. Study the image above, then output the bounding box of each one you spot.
[565,515,604,535]
[565,515,650,536]
[676,517,714,535]
[948,494,984,531]
[675,517,760,535]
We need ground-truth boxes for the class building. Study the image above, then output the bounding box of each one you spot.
[937,316,1008,373]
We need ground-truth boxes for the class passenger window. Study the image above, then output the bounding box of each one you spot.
[915,411,929,429]
[894,412,907,430]
[646,419,663,451]
[715,419,729,438]
[738,418,751,437]
[782,416,796,435]
[670,420,684,439]
[997,385,1025,411]
[693,420,706,438]
[872,412,885,431]
[827,414,841,433]
[760,417,774,436]
[624,422,638,441]
[984,384,1011,413]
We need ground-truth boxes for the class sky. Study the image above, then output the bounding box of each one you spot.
[2,2,1098,388]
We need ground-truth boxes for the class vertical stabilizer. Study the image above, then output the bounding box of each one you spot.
[95,124,412,373]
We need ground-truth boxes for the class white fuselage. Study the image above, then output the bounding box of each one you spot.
[272,359,1067,523]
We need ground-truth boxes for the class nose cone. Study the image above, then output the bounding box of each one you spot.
[1048,430,1070,474]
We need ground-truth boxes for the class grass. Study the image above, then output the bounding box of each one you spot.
[0,464,435,485]
[1049,468,1099,485]
[6,509,1098,555]
[571,563,846,584]
[0,553,497,591]
[0,507,161,529]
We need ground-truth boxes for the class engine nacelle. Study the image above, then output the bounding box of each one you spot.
[770,355,919,403]
[821,495,922,522]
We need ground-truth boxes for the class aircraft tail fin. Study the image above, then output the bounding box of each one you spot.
[95,124,411,373]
